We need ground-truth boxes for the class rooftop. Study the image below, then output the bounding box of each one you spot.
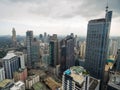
[27,74,39,81]
[89,18,105,23]
[3,52,16,59]
[11,81,24,89]
[32,82,45,90]
[108,73,120,89]
[0,79,13,88]
[64,66,89,85]
[44,77,61,90]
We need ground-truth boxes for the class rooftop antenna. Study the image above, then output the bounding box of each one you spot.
[106,0,109,12]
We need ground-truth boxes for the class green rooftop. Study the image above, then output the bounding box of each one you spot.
[32,82,45,90]
[70,66,89,75]
[107,59,114,63]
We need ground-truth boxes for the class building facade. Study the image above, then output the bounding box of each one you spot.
[85,11,112,80]
[31,38,40,68]
[49,34,59,67]
[2,52,20,79]
[65,35,75,69]
[116,49,120,72]
[0,67,5,82]
[26,31,33,68]
[13,68,27,82]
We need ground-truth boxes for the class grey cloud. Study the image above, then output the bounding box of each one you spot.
[27,0,120,19]
[0,0,119,19]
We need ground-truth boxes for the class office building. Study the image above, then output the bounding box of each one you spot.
[85,10,112,80]
[26,31,33,68]
[62,66,100,90]
[116,49,120,72]
[0,67,5,82]
[2,52,20,79]
[49,34,59,67]
[60,39,67,75]
[12,28,17,47]
[10,81,25,90]
[65,35,75,69]
[31,38,40,67]
[80,41,86,59]
[109,39,118,57]
[60,35,75,75]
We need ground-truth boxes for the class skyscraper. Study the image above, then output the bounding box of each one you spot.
[60,35,75,74]
[31,38,40,67]
[49,34,59,67]
[65,35,75,69]
[85,10,112,81]
[26,31,33,68]
[12,28,17,47]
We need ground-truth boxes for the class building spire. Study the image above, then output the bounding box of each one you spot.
[106,0,109,12]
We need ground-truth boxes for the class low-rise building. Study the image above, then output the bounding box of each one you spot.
[44,77,61,90]
[0,67,5,82]
[62,66,100,90]
[13,68,27,82]
[10,81,25,90]
[0,79,14,90]
[26,74,39,89]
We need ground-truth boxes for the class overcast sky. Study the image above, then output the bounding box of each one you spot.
[0,0,119,36]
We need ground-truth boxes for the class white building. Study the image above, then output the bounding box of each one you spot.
[10,81,25,90]
[26,75,39,89]
[62,66,100,90]
[15,51,25,69]
[0,67,5,82]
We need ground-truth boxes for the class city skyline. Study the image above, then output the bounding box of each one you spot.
[0,0,119,36]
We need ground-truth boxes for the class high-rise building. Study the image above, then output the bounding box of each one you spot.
[2,52,20,79]
[65,35,75,69]
[62,66,100,90]
[39,34,43,42]
[80,41,86,59]
[60,35,75,74]
[109,39,118,57]
[85,10,112,81]
[26,31,33,68]
[31,38,40,67]
[116,49,120,72]
[0,67,5,82]
[12,28,17,47]
[60,39,66,75]
[15,51,25,69]
[49,34,59,67]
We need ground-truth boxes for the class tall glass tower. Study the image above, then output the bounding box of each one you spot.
[26,31,33,68]
[85,10,112,80]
